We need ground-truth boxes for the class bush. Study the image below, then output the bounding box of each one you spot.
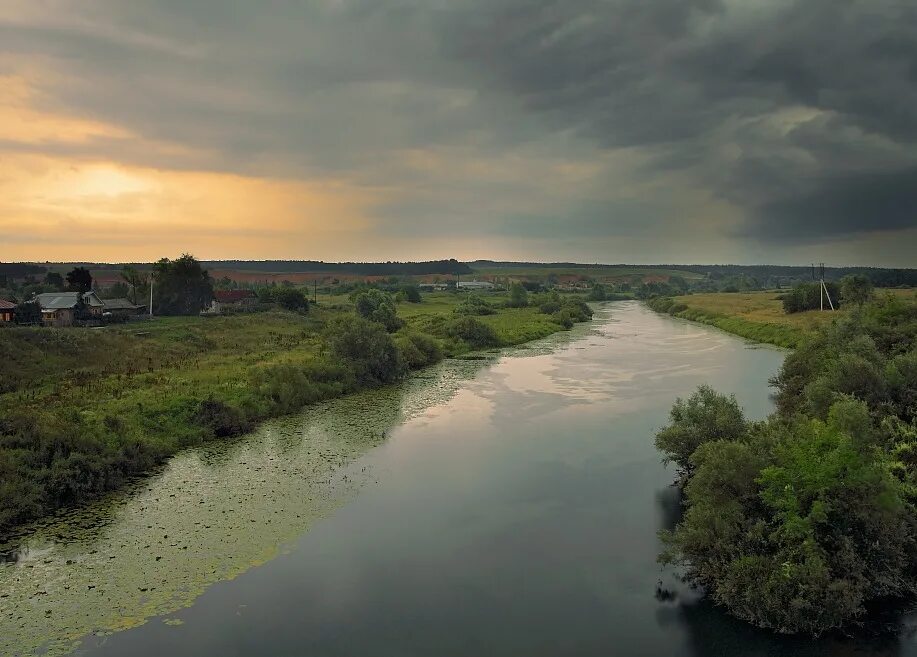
[247,361,351,417]
[400,284,422,303]
[445,316,500,349]
[506,283,529,308]
[274,287,309,311]
[454,295,496,316]
[194,398,252,438]
[782,282,841,313]
[395,332,444,369]
[326,316,404,384]
[587,283,607,301]
[351,288,403,332]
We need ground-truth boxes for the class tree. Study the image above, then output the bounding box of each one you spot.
[121,266,149,305]
[152,254,214,315]
[44,272,64,290]
[274,287,309,312]
[587,283,607,301]
[103,282,130,300]
[654,385,748,478]
[73,292,91,321]
[782,282,841,313]
[400,284,422,303]
[325,316,404,385]
[841,274,874,308]
[65,267,93,293]
[445,316,500,348]
[14,301,41,325]
[506,282,529,308]
[351,288,402,332]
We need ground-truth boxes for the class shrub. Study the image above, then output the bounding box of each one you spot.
[194,398,252,438]
[445,316,500,348]
[587,283,607,301]
[782,282,841,313]
[274,287,309,311]
[506,283,529,308]
[400,284,422,303]
[326,316,404,384]
[395,332,444,369]
[351,288,403,332]
[455,295,496,316]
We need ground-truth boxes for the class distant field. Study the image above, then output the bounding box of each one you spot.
[658,288,917,347]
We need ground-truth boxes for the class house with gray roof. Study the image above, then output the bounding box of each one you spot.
[35,291,104,327]
[102,297,146,318]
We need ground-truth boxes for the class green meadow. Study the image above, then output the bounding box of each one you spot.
[0,291,587,534]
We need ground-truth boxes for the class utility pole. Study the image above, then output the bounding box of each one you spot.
[149,277,154,317]
[313,279,317,304]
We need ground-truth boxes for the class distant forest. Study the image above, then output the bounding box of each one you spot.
[200,259,474,275]
[2,260,915,287]
[469,261,917,287]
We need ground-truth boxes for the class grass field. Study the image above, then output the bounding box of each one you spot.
[650,289,917,348]
[0,290,585,532]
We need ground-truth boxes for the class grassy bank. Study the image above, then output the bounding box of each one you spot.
[647,289,917,348]
[0,292,589,534]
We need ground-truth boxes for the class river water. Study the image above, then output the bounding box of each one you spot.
[3,301,916,656]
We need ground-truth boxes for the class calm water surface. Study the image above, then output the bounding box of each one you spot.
[5,301,916,656]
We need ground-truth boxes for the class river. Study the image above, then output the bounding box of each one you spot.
[3,301,915,656]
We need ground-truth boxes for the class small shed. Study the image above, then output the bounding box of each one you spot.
[0,299,14,323]
[208,289,257,314]
[102,298,147,318]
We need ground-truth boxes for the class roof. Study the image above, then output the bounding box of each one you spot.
[0,299,15,310]
[214,289,256,303]
[102,298,144,311]
[35,291,103,309]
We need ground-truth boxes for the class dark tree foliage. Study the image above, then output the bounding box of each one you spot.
[14,301,41,325]
[152,254,214,316]
[658,294,917,635]
[273,287,309,312]
[44,272,64,289]
[200,259,472,276]
[782,282,842,313]
[65,267,93,293]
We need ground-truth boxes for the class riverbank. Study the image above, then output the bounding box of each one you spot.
[0,292,590,534]
[646,289,917,348]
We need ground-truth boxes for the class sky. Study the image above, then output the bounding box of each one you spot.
[1,0,916,266]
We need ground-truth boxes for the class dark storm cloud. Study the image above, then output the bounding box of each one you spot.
[435,0,917,242]
[3,0,916,257]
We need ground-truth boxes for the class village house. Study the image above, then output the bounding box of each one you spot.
[102,297,147,320]
[457,280,496,291]
[207,289,257,314]
[0,299,15,323]
[34,291,104,327]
